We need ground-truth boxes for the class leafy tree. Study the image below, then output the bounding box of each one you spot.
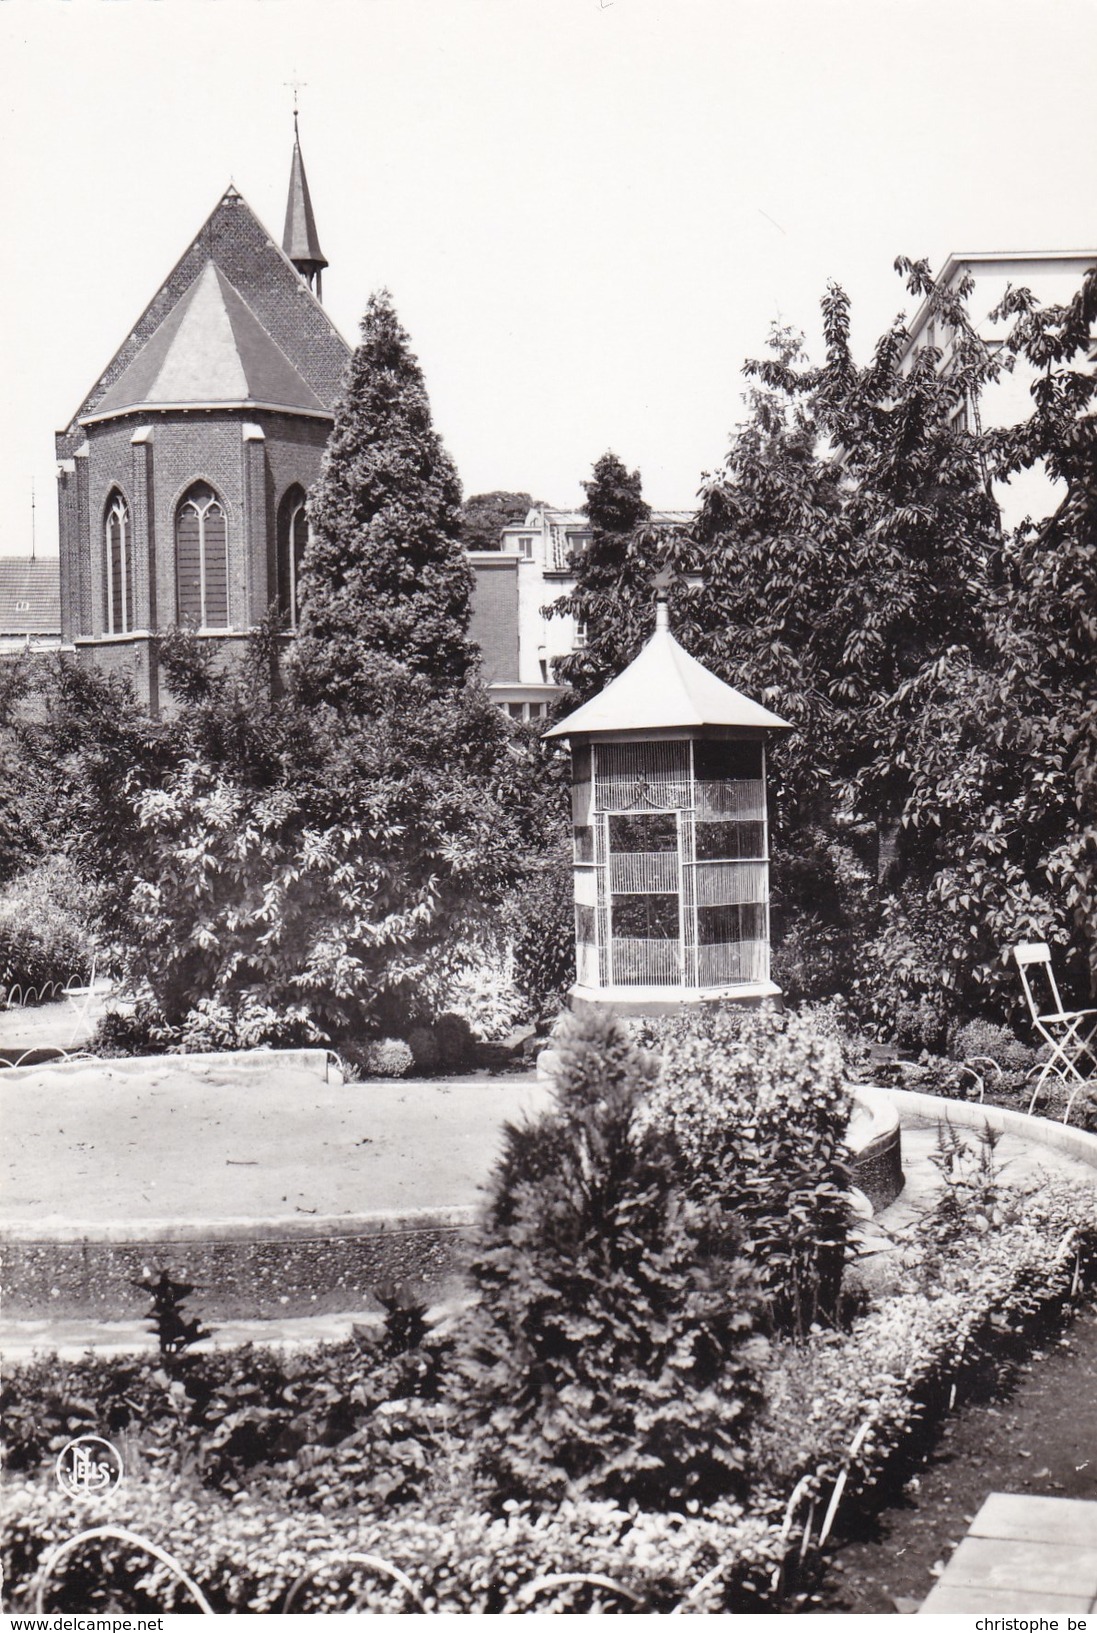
[883,265,1097,1011]
[294,290,475,707]
[453,1008,765,1509]
[460,490,534,551]
[27,632,522,1040]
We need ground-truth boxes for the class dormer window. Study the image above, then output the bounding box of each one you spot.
[176,482,228,629]
[104,491,134,634]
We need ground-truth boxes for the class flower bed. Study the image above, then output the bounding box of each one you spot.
[5,1011,1097,1613]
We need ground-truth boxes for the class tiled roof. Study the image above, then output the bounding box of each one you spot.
[87,263,327,423]
[0,558,61,635]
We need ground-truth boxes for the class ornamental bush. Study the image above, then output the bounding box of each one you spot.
[0,856,100,1002]
[452,1008,767,1510]
[642,1005,853,1338]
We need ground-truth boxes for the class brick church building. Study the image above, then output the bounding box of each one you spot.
[55,122,351,709]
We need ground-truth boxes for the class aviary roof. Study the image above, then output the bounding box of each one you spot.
[86,263,327,422]
[545,618,791,738]
[0,558,61,635]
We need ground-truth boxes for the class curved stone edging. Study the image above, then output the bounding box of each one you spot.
[877,1085,1097,1169]
[0,1205,478,1246]
[0,1046,333,1084]
[848,1085,904,1209]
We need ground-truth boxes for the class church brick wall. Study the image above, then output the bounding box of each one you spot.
[54,167,351,710]
[257,413,332,619]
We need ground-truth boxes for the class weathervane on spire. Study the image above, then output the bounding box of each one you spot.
[284,75,308,139]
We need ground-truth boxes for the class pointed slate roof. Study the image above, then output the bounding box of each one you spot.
[83,263,328,423]
[283,129,328,271]
[545,608,791,737]
[58,187,350,451]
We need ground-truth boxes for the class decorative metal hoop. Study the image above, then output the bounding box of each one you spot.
[282,1551,429,1614]
[34,1525,215,1615]
[513,1571,644,1611]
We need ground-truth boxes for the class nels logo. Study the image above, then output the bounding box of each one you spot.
[55,1435,124,1498]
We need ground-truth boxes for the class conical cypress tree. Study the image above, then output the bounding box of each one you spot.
[453,1009,765,1509]
[294,290,476,708]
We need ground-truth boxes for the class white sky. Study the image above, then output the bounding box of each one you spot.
[2,0,1095,556]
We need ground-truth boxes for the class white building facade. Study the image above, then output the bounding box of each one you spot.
[900,250,1096,530]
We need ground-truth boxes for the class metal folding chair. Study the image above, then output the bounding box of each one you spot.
[1013,942,1097,1123]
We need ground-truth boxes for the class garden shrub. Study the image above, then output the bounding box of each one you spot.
[642,1005,852,1338]
[426,946,527,1041]
[88,994,326,1058]
[753,1173,1097,1513]
[505,841,575,1020]
[347,1037,415,1079]
[849,890,957,1050]
[950,1017,1038,1097]
[433,1011,476,1070]
[88,997,176,1058]
[0,856,100,1002]
[406,1025,442,1073]
[1,1473,786,1614]
[452,1008,767,1510]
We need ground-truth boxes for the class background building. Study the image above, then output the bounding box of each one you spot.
[469,504,693,720]
[899,250,1096,529]
[0,558,61,657]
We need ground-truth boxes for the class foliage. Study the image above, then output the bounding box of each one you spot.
[754,1173,1097,1508]
[453,1008,766,1509]
[505,838,574,1019]
[1,1471,787,1615]
[4,1087,1097,1614]
[345,1036,415,1079]
[0,855,101,1000]
[857,264,1097,1014]
[433,1011,477,1069]
[31,637,522,1042]
[642,1005,852,1337]
[460,490,534,552]
[549,451,667,706]
[406,1024,442,1073]
[949,1017,1037,1097]
[546,263,1094,1032]
[770,824,877,1004]
[422,945,527,1042]
[293,289,475,707]
[175,997,325,1053]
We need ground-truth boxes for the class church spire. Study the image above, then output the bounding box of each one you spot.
[282,110,328,301]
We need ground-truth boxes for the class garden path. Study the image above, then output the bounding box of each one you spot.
[919,1493,1097,1613]
[1,1059,553,1226]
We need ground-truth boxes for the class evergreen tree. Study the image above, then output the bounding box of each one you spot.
[453,1009,764,1509]
[550,451,691,706]
[294,290,475,707]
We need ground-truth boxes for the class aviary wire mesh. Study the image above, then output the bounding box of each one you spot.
[572,740,770,989]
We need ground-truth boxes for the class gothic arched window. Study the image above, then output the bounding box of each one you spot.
[104,491,134,634]
[276,485,309,628]
[176,482,228,629]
